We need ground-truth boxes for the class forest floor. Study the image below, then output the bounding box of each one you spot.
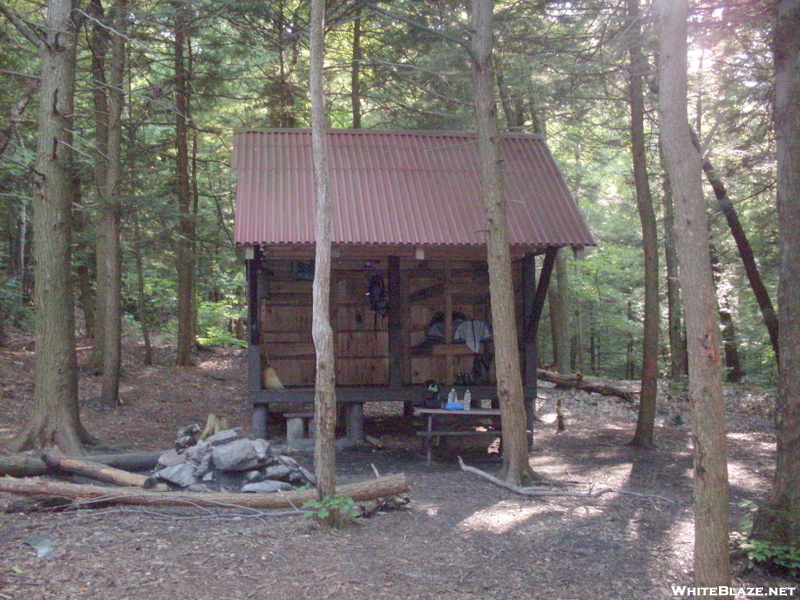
[0,328,796,600]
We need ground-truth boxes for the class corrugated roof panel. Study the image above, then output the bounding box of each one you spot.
[233,129,594,249]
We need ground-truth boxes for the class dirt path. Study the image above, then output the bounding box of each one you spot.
[0,333,795,599]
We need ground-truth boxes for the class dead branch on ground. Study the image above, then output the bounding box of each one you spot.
[458,457,674,504]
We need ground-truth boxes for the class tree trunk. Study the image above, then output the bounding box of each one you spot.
[660,144,688,379]
[548,249,570,374]
[710,247,745,383]
[0,473,410,510]
[174,6,195,366]
[310,0,337,501]
[752,0,800,550]
[690,129,780,364]
[98,0,126,404]
[9,0,95,455]
[471,0,538,486]
[628,0,659,448]
[86,0,110,372]
[351,5,362,129]
[658,0,731,593]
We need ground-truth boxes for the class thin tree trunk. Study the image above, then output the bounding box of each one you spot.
[548,249,570,374]
[87,0,110,373]
[660,143,688,379]
[628,0,659,448]
[753,0,800,549]
[658,0,731,593]
[710,247,745,383]
[351,5,362,129]
[471,0,538,486]
[98,0,126,404]
[310,0,337,501]
[9,0,95,454]
[132,211,153,365]
[690,129,779,363]
[174,6,195,366]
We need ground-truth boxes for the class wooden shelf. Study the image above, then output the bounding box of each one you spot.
[410,343,478,357]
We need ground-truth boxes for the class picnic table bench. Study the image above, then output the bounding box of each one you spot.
[413,407,502,464]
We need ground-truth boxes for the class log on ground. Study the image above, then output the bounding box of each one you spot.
[0,473,410,510]
[536,369,640,402]
[41,451,162,489]
[0,451,164,478]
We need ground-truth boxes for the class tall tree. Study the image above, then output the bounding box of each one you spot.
[628,0,659,448]
[310,0,337,501]
[547,249,570,374]
[660,145,688,379]
[9,0,95,454]
[471,0,538,486]
[91,0,127,403]
[658,0,731,593]
[753,0,800,549]
[173,0,196,366]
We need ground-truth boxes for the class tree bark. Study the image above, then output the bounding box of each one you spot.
[86,0,110,373]
[174,3,196,367]
[660,145,688,379]
[548,249,570,374]
[0,451,163,477]
[753,0,800,549]
[689,129,780,364]
[658,0,731,593]
[8,0,95,455]
[536,369,640,402]
[627,0,659,448]
[0,473,410,510]
[471,0,538,486]
[41,451,160,489]
[98,0,126,403]
[351,5,362,129]
[310,0,337,501]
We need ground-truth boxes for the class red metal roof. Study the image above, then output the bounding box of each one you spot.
[233,129,594,250]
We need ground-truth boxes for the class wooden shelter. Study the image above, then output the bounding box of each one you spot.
[232,129,594,439]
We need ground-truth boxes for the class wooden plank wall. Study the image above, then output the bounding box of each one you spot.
[258,258,500,387]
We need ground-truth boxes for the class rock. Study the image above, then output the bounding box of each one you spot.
[241,480,294,493]
[251,438,271,460]
[203,428,241,446]
[182,440,210,465]
[245,470,265,482]
[212,438,260,471]
[155,463,197,488]
[157,449,184,468]
[263,464,294,481]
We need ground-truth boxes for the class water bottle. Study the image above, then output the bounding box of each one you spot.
[447,389,457,406]
[463,389,472,410]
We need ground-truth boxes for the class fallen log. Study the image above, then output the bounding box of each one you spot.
[41,451,162,489]
[0,451,164,478]
[537,369,640,402]
[0,472,410,510]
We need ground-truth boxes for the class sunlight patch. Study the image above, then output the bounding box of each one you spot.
[458,503,538,534]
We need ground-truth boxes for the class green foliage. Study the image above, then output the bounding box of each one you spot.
[732,500,800,577]
[302,496,361,528]
[196,299,246,348]
[0,276,32,329]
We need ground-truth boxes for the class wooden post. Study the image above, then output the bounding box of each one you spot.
[444,262,454,385]
[522,252,538,447]
[247,246,269,440]
[387,256,404,388]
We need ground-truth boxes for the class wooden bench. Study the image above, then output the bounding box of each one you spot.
[413,407,502,464]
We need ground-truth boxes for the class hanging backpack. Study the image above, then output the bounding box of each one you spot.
[366,274,388,330]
